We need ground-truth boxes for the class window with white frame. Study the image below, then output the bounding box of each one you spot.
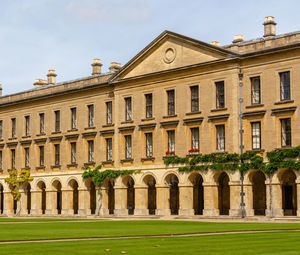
[71,108,77,129]
[167,90,175,115]
[54,144,60,165]
[11,118,16,138]
[125,97,132,121]
[145,133,153,157]
[88,105,94,127]
[71,142,76,164]
[167,130,175,152]
[11,149,15,169]
[145,94,153,118]
[125,135,132,159]
[191,128,199,150]
[216,81,225,109]
[25,147,30,168]
[25,116,30,136]
[251,122,261,150]
[88,140,94,162]
[39,113,45,134]
[191,86,199,112]
[216,125,225,152]
[280,71,290,101]
[251,77,261,105]
[281,118,291,147]
[106,138,112,161]
[39,146,44,166]
[54,110,60,132]
[106,101,113,124]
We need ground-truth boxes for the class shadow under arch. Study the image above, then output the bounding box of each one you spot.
[218,172,230,215]
[143,175,157,215]
[123,176,135,215]
[68,179,79,215]
[165,173,179,215]
[188,172,204,215]
[280,169,297,216]
[36,181,46,214]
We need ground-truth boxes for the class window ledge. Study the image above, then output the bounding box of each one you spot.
[212,151,227,155]
[102,124,114,128]
[67,163,78,168]
[274,100,294,105]
[51,131,61,135]
[186,111,202,116]
[22,135,31,139]
[245,104,264,109]
[8,137,17,140]
[141,117,155,121]
[211,108,227,112]
[22,167,31,170]
[84,126,96,130]
[163,114,177,119]
[102,160,114,165]
[275,146,293,150]
[8,168,17,171]
[163,155,177,159]
[36,166,45,170]
[36,133,46,136]
[121,120,134,124]
[120,158,134,163]
[246,149,265,153]
[141,157,155,162]
[67,128,78,132]
[186,152,202,157]
[51,165,61,169]
[84,161,96,166]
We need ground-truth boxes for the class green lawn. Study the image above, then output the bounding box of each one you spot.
[0,220,300,241]
[1,232,300,255]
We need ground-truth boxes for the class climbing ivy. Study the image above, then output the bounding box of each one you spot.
[82,164,140,186]
[4,169,34,200]
[165,146,300,174]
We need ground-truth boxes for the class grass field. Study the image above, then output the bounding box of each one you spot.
[1,219,300,254]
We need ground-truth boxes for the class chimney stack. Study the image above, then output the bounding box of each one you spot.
[47,69,57,84]
[232,34,244,43]
[109,62,122,73]
[263,16,276,37]
[34,79,48,88]
[210,41,220,47]
[91,58,102,75]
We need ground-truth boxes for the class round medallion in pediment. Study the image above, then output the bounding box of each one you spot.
[163,47,176,64]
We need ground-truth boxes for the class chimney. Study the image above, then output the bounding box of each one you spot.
[34,79,48,88]
[263,16,276,37]
[210,41,220,47]
[0,84,2,96]
[47,69,57,84]
[109,62,122,73]
[232,34,244,43]
[91,58,102,75]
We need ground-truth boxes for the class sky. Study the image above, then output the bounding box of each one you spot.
[0,0,299,95]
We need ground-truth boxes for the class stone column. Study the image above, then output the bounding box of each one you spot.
[156,185,170,215]
[296,181,300,216]
[229,181,241,217]
[99,186,109,216]
[244,183,254,217]
[203,183,219,216]
[20,191,28,215]
[31,191,42,215]
[178,184,194,216]
[61,189,72,215]
[46,190,56,215]
[267,182,283,217]
[114,185,128,216]
[3,191,14,216]
[78,188,88,216]
[134,185,148,215]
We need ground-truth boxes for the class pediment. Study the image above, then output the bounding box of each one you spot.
[111,31,237,81]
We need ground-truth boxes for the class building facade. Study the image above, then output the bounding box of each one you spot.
[0,16,300,217]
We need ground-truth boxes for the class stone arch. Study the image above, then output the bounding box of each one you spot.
[23,182,31,215]
[52,179,62,214]
[0,183,3,215]
[165,173,179,215]
[85,178,96,215]
[162,171,181,186]
[102,178,115,215]
[218,172,230,215]
[189,172,204,215]
[280,169,297,216]
[36,180,46,214]
[66,176,81,189]
[68,179,79,215]
[143,174,157,215]
[123,176,135,215]
[248,170,266,216]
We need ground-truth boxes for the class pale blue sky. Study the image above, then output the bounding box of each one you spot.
[0,0,299,95]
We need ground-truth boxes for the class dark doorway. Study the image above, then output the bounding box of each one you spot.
[218,172,230,215]
[127,177,135,215]
[54,181,62,215]
[168,175,179,215]
[282,170,297,216]
[146,176,156,215]
[108,179,115,215]
[252,171,266,215]
[25,183,31,214]
[90,181,96,215]
[0,184,3,214]
[193,174,204,215]
[70,180,79,214]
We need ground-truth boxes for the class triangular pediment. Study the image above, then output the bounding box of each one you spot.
[111,31,237,81]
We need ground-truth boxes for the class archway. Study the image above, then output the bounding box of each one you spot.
[53,180,62,214]
[190,174,204,215]
[125,177,135,215]
[69,180,79,215]
[0,184,3,214]
[218,172,230,215]
[165,174,179,215]
[144,175,156,215]
[108,179,115,215]
[24,183,31,214]
[37,181,46,214]
[281,170,297,216]
[89,181,96,215]
[252,171,266,215]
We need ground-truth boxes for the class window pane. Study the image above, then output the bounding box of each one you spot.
[71,142,76,163]
[88,140,94,162]
[191,86,199,112]
[251,77,261,104]
[125,135,132,158]
[146,133,153,157]
[106,138,112,161]
[168,130,175,152]
[88,105,94,127]
[106,102,112,124]
[25,148,29,167]
[167,90,175,115]
[55,111,60,132]
[280,71,290,101]
[145,94,153,118]
[216,81,225,109]
[216,125,225,151]
[40,113,45,134]
[251,122,261,149]
[191,128,199,149]
[71,108,77,129]
[281,118,291,147]
[125,98,132,121]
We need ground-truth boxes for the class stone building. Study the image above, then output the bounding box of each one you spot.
[0,16,300,217]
